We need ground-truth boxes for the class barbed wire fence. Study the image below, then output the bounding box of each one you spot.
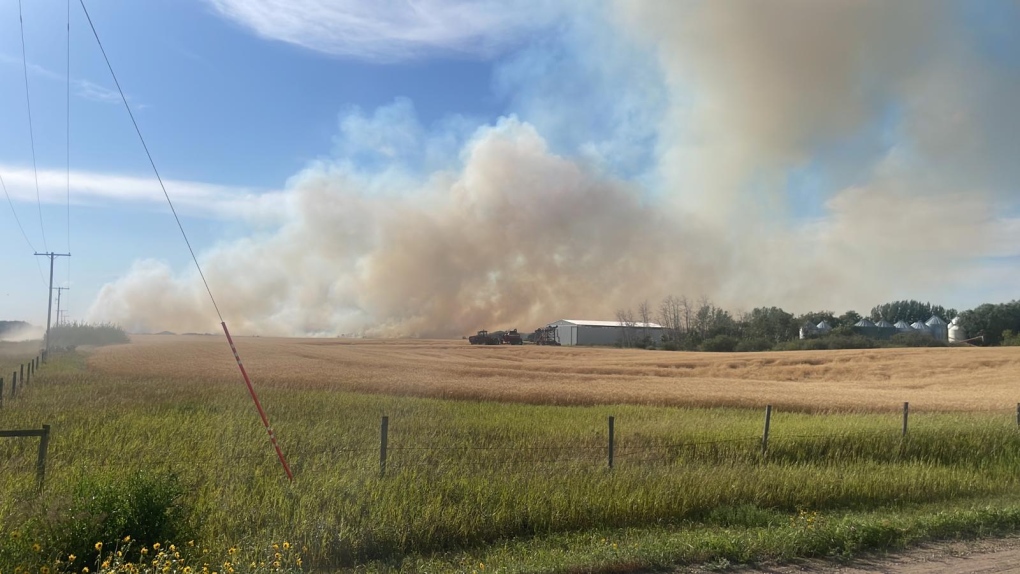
[5,358,1020,487]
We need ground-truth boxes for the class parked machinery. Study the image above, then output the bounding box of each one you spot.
[529,326,561,346]
[468,329,524,345]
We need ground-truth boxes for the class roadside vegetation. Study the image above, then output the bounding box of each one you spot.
[5,345,1020,572]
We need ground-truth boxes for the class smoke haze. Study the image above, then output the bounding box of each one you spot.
[88,1,1020,337]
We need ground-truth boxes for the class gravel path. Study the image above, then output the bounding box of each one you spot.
[679,537,1020,573]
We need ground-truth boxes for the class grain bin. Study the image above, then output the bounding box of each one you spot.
[948,316,966,343]
[925,315,948,342]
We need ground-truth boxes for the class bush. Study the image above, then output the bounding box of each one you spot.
[1001,330,1020,346]
[735,338,772,352]
[45,470,191,564]
[700,335,739,352]
[48,322,129,348]
[889,331,947,348]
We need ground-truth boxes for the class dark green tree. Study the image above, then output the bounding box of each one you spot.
[796,311,840,329]
[869,300,956,324]
[746,307,797,344]
[838,310,862,326]
[957,301,1020,346]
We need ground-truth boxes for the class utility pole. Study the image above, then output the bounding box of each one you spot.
[35,252,70,353]
[54,287,69,328]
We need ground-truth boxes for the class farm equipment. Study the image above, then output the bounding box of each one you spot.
[530,326,561,346]
[468,329,524,345]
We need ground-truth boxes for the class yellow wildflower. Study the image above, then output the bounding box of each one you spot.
[101,561,110,569]
[68,554,76,562]
[296,558,302,567]
[82,568,89,574]
[94,542,103,551]
[123,535,131,542]
[169,545,176,552]
[41,567,50,574]
[32,543,41,552]
[140,548,148,555]
[152,543,160,551]
[272,561,280,568]
[10,531,20,539]
[182,567,192,574]
[272,544,279,551]
[282,542,290,551]
[188,540,195,547]
[227,547,238,556]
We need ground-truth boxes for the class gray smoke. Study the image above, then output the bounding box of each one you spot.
[88,1,1020,336]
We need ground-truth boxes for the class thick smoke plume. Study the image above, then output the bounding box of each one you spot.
[88,1,1020,337]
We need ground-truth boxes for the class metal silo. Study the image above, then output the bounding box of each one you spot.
[925,315,948,342]
[911,321,932,336]
[948,316,966,343]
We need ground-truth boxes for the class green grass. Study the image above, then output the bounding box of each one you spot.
[4,351,1020,572]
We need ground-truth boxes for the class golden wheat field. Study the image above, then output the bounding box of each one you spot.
[84,335,1020,413]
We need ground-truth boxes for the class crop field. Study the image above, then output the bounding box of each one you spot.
[92,335,1020,412]
[3,337,1020,573]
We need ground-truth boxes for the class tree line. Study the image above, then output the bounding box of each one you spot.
[613,297,1020,352]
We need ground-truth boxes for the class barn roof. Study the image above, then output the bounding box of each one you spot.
[553,319,664,328]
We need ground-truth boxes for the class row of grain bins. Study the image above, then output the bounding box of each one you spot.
[799,315,965,342]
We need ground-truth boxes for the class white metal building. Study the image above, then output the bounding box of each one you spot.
[548,319,664,346]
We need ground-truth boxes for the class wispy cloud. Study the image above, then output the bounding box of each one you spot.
[0,164,286,222]
[0,53,131,105]
[204,0,559,61]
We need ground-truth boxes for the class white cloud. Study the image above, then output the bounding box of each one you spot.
[0,164,286,222]
[204,0,559,61]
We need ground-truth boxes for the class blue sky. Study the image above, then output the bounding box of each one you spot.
[0,0,509,325]
[1,1,1018,337]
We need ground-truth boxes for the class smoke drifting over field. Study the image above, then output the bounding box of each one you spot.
[89,1,1020,337]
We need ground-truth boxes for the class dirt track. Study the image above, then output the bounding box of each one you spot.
[711,537,1020,573]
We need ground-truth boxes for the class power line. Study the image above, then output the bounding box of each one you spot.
[0,171,46,285]
[65,0,71,301]
[0,172,36,253]
[18,0,48,253]
[77,1,220,322]
[65,0,71,295]
[77,0,293,482]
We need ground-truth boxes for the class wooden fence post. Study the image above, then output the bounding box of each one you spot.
[21,364,25,386]
[902,402,909,437]
[1015,403,1019,427]
[11,371,16,398]
[379,416,389,478]
[762,405,773,457]
[36,425,50,491]
[0,377,4,408]
[608,416,615,469]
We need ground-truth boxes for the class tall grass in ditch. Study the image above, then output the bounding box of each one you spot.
[3,352,1020,569]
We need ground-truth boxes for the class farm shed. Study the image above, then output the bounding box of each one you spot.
[547,319,663,346]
